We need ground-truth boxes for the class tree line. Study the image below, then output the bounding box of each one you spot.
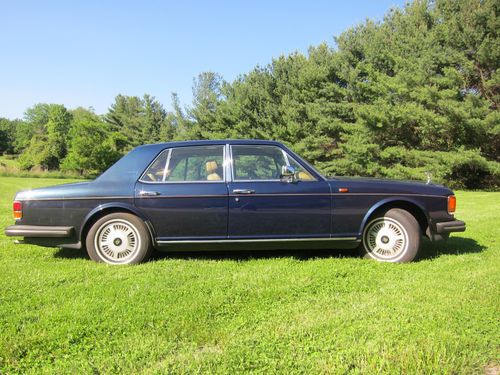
[0,0,498,189]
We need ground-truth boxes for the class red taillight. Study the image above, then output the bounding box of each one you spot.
[13,201,22,220]
[447,195,456,215]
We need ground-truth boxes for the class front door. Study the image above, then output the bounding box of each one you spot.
[135,145,228,240]
[227,145,331,239]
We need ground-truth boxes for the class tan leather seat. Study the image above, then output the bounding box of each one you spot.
[206,161,222,181]
[297,171,314,181]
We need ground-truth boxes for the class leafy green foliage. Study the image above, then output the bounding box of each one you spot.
[378,146,499,189]
[0,177,498,373]
[104,94,171,149]
[0,118,18,154]
[61,108,123,175]
[18,104,72,170]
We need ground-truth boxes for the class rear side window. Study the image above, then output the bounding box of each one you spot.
[141,151,170,182]
[141,145,224,182]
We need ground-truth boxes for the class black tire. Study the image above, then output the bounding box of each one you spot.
[86,212,152,265]
[359,208,421,263]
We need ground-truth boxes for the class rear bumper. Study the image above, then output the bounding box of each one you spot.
[5,225,74,238]
[435,220,466,234]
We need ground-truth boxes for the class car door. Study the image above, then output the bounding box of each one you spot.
[135,145,228,241]
[227,144,331,239]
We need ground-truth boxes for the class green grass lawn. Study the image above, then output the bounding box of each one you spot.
[0,177,498,374]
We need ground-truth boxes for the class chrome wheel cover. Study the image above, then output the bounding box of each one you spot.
[363,217,409,261]
[94,219,141,264]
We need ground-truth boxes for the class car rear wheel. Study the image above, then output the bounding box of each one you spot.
[360,208,421,263]
[86,213,152,265]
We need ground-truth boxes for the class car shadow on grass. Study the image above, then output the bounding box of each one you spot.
[53,246,356,262]
[53,236,485,262]
[151,236,486,262]
[150,247,358,262]
[53,247,89,260]
[418,236,486,260]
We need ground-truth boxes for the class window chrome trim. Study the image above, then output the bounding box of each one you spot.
[282,149,290,167]
[162,148,172,182]
[138,145,226,184]
[224,143,232,183]
[139,179,226,185]
[232,179,283,183]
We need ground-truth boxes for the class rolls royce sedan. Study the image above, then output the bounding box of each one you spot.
[5,140,466,264]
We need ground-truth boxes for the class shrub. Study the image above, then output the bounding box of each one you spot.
[378,147,499,190]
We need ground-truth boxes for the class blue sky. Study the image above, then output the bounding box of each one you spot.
[0,0,406,119]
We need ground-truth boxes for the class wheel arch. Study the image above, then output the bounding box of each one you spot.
[359,198,430,238]
[80,203,157,247]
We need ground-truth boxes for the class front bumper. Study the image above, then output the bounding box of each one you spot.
[5,225,74,238]
[435,220,466,234]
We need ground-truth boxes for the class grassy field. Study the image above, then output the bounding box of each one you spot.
[0,177,498,374]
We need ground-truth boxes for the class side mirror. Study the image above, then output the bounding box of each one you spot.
[280,165,297,183]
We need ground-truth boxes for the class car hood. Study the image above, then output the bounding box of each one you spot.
[328,176,453,196]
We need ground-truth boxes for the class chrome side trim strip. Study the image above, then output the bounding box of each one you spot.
[16,196,135,201]
[16,192,447,201]
[226,193,445,198]
[157,237,358,245]
[138,194,227,199]
[228,193,331,197]
[330,193,446,197]
[139,192,445,199]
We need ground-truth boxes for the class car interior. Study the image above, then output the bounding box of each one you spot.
[141,145,314,182]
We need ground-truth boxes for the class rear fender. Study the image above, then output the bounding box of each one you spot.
[80,202,156,245]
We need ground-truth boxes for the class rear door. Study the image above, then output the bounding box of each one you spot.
[135,145,228,241]
[227,144,331,239]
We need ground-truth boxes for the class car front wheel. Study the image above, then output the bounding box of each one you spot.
[86,212,152,265]
[360,208,421,263]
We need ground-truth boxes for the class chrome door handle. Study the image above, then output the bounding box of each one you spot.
[232,189,255,194]
[139,190,160,196]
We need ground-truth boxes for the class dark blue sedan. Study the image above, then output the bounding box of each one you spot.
[5,140,465,264]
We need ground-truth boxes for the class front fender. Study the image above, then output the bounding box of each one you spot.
[358,197,430,236]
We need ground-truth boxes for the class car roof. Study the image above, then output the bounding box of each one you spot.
[97,138,326,183]
[136,139,284,151]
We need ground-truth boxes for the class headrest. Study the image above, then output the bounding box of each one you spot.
[206,161,218,174]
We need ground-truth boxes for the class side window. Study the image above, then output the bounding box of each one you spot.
[288,156,316,181]
[167,146,224,182]
[141,150,170,182]
[141,145,224,182]
[232,146,287,180]
[231,145,317,182]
